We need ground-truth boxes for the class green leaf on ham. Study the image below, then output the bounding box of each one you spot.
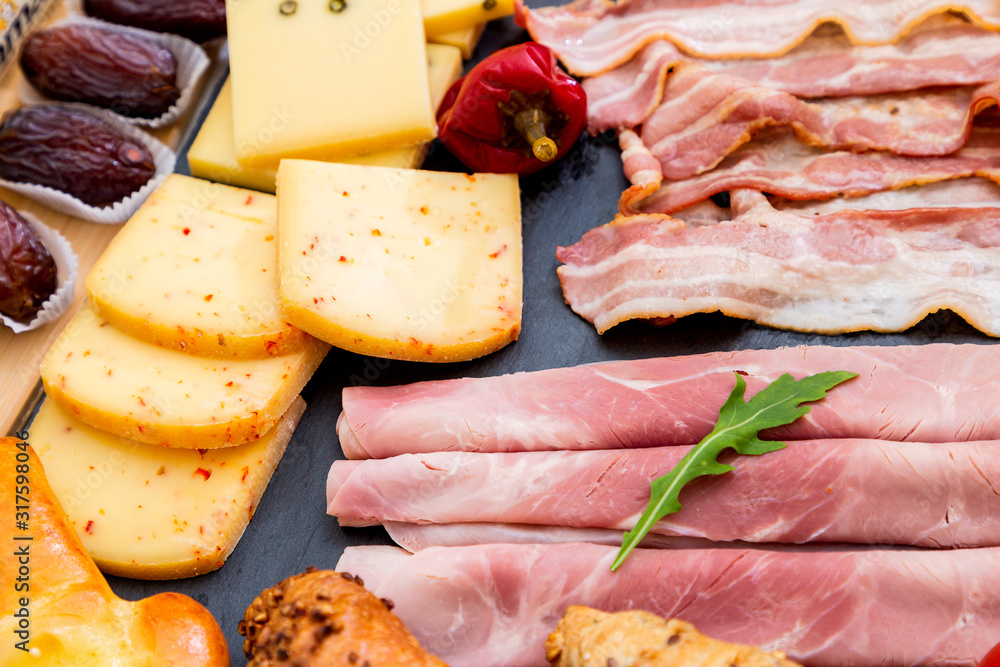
[611,370,858,571]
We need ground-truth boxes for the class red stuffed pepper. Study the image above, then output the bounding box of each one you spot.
[436,42,587,175]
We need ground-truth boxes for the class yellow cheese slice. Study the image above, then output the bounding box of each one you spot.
[422,0,512,36]
[427,22,485,59]
[188,44,464,194]
[40,306,329,448]
[87,173,311,359]
[226,0,435,168]
[29,396,306,580]
[277,160,522,362]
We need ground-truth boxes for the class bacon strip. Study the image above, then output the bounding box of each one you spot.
[774,177,1000,216]
[339,542,1000,666]
[328,439,1000,548]
[557,189,1000,335]
[622,127,1000,216]
[622,64,1000,180]
[585,16,1000,133]
[520,0,1000,76]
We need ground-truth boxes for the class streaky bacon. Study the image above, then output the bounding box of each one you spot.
[338,542,1000,666]
[519,0,1000,76]
[557,189,1000,335]
[585,16,1000,133]
[622,127,1000,216]
[328,439,1000,548]
[628,64,1000,180]
[774,177,1000,216]
[337,343,1000,460]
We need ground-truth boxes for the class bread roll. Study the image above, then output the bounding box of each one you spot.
[240,568,448,666]
[546,606,800,667]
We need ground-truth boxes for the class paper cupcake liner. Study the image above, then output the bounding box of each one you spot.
[0,102,176,224]
[2,210,79,334]
[19,16,210,129]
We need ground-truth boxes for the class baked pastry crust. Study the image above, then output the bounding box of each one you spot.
[546,606,801,667]
[0,436,230,666]
[240,568,449,666]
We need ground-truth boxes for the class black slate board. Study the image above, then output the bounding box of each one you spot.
[106,12,990,666]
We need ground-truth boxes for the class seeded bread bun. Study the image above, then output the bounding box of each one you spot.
[240,568,448,666]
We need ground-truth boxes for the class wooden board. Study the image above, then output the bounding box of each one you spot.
[0,4,228,435]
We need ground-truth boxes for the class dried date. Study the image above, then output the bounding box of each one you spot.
[84,0,226,43]
[0,105,157,208]
[20,24,180,119]
[0,199,57,324]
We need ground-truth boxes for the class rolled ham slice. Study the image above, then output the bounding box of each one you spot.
[337,542,1000,666]
[337,343,1000,459]
[380,522,710,552]
[327,439,1000,548]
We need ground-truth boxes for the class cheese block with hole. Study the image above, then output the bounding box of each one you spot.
[226,0,435,167]
[187,44,464,194]
[28,396,305,580]
[87,173,312,358]
[427,23,484,59]
[40,306,329,448]
[277,160,522,362]
[421,0,512,35]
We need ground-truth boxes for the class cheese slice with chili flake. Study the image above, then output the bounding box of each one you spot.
[29,396,305,580]
[40,306,328,448]
[87,174,313,359]
[277,160,522,362]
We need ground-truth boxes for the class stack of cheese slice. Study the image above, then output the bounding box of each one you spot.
[34,174,329,579]
[188,42,465,193]
[190,0,510,193]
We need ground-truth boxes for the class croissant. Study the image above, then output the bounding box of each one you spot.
[0,436,230,666]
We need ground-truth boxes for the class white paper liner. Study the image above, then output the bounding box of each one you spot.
[0,102,176,224]
[19,16,210,129]
[2,211,79,334]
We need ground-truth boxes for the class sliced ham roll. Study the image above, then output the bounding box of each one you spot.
[337,542,1000,666]
[337,343,1000,459]
[380,522,708,552]
[328,440,1000,548]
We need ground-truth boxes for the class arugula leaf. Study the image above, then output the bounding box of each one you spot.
[610,370,857,571]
